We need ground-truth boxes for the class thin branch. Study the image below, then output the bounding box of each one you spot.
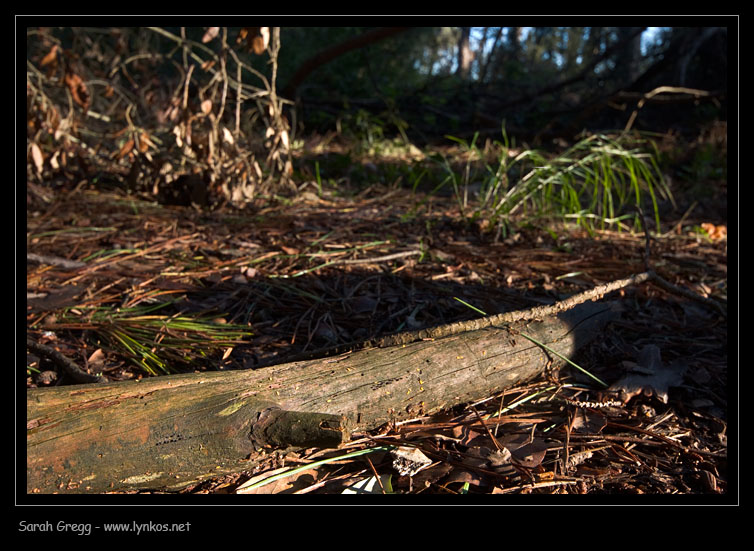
[27,338,108,384]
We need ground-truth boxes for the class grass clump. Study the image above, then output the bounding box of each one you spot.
[438,129,672,238]
[52,301,252,376]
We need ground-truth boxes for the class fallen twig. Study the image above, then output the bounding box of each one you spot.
[26,337,108,384]
[335,250,422,265]
[636,206,726,317]
[647,269,726,317]
[27,253,86,270]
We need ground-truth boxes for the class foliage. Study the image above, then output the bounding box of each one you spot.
[26,26,293,205]
[280,27,436,99]
[435,129,671,238]
[27,26,727,202]
[50,301,253,376]
[280,26,726,140]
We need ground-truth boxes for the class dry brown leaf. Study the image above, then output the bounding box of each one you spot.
[137,132,151,153]
[253,27,269,55]
[39,44,59,67]
[236,27,269,55]
[409,463,453,490]
[500,433,548,468]
[202,27,220,43]
[117,138,135,160]
[222,126,234,145]
[49,150,60,170]
[86,348,106,368]
[571,409,608,433]
[444,468,485,487]
[64,72,90,111]
[609,344,687,404]
[701,222,727,241]
[235,27,249,44]
[172,125,184,148]
[30,142,44,175]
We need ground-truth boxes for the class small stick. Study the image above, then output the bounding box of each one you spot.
[636,206,726,317]
[335,250,422,266]
[27,253,86,270]
[26,338,108,384]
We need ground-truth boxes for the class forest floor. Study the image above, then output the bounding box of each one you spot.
[25,146,729,495]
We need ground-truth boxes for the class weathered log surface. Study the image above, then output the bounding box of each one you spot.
[27,300,619,493]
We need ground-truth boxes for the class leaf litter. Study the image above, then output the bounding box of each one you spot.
[26,179,728,495]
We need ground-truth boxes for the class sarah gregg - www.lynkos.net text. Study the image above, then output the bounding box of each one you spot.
[19,520,192,535]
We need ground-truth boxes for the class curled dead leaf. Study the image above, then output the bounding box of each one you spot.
[39,44,59,67]
[117,138,135,160]
[137,132,152,153]
[236,27,269,54]
[86,348,106,367]
[253,28,270,55]
[701,222,727,241]
[47,106,60,131]
[172,125,183,147]
[222,126,234,145]
[30,142,44,175]
[202,27,220,43]
[64,72,90,111]
[500,433,548,468]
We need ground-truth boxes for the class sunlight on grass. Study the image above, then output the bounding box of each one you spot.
[51,301,253,375]
[438,128,672,238]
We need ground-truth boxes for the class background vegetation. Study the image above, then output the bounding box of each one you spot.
[26,26,727,213]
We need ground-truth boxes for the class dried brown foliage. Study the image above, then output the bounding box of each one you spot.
[26,26,293,207]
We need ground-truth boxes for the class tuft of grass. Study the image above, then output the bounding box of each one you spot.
[439,129,672,237]
[236,445,395,493]
[53,301,252,375]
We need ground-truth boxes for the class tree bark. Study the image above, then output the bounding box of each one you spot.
[27,300,619,493]
[456,27,473,79]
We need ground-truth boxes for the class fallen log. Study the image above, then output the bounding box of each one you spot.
[27,300,619,493]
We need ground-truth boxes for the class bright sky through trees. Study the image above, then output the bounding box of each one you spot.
[451,27,668,78]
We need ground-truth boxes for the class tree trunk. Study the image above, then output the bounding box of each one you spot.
[27,300,618,493]
[456,26,473,79]
[281,27,410,99]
